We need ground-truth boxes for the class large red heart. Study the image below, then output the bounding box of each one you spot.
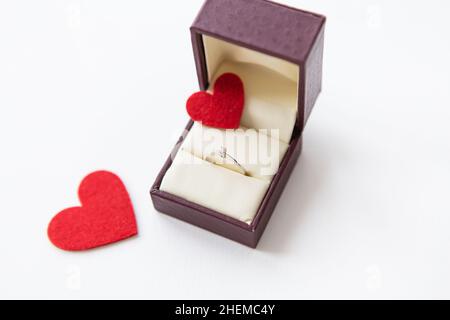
[186,73,244,129]
[48,171,137,251]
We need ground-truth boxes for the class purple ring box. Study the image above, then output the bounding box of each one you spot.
[151,0,326,248]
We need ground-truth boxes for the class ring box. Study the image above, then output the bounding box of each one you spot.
[150,0,326,248]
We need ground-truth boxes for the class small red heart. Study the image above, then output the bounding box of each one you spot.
[48,171,137,251]
[187,73,244,129]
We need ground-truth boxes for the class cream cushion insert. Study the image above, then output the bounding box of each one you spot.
[160,59,297,224]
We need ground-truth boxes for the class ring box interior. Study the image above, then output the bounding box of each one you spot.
[150,0,326,248]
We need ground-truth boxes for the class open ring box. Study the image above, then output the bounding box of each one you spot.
[151,0,326,248]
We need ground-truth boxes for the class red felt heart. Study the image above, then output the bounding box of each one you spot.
[48,171,137,251]
[186,73,244,129]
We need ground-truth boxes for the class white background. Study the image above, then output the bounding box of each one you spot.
[1,0,450,299]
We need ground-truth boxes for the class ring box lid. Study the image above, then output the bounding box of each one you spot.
[190,0,326,135]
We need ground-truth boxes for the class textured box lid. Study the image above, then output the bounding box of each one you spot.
[191,0,326,134]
